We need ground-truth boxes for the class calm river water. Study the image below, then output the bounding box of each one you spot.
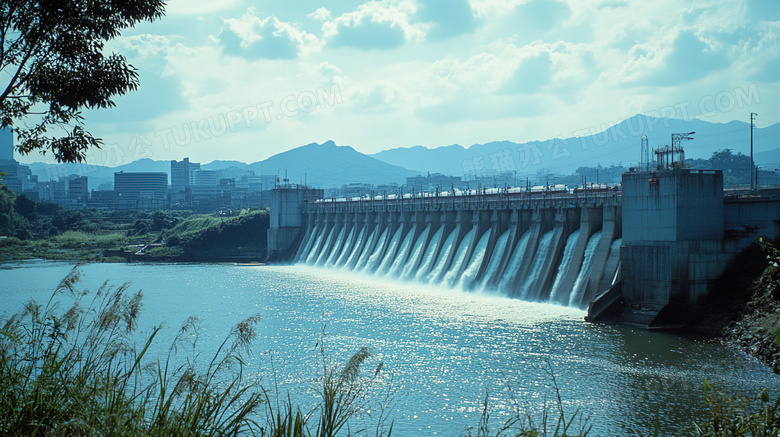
[1,260,778,436]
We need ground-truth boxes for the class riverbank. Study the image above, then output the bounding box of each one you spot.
[721,241,780,373]
[0,208,269,264]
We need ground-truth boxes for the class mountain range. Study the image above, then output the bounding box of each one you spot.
[26,140,418,191]
[371,115,780,176]
[20,114,780,190]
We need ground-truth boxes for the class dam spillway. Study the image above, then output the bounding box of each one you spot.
[291,192,622,308]
[269,168,780,327]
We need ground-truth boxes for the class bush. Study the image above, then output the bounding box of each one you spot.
[693,382,780,436]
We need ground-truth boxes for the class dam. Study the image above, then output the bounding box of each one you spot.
[268,168,780,328]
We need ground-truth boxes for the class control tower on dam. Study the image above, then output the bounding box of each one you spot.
[593,168,780,327]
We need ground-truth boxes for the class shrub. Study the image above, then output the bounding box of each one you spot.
[692,381,780,436]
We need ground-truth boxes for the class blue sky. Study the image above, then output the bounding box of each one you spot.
[28,0,779,166]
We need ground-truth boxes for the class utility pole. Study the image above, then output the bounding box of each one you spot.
[751,112,757,192]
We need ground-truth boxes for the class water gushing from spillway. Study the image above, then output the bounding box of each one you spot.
[401,226,430,280]
[388,225,416,277]
[458,229,492,290]
[362,227,390,273]
[314,226,337,266]
[376,226,404,275]
[549,230,580,304]
[443,228,476,286]
[428,226,460,284]
[497,230,531,291]
[343,227,366,269]
[296,225,318,263]
[414,227,444,281]
[305,227,326,264]
[334,227,357,267]
[296,216,619,308]
[518,230,554,300]
[568,231,603,307]
[354,225,379,271]
[324,227,346,266]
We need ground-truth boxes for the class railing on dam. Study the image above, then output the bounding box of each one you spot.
[305,192,622,214]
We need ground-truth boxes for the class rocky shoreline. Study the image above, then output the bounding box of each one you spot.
[686,241,780,374]
[722,261,780,373]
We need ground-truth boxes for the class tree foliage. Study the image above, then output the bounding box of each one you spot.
[0,184,16,234]
[0,0,165,163]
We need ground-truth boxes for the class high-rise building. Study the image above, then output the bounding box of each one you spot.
[193,169,217,186]
[171,157,200,192]
[68,176,89,203]
[114,171,168,209]
[0,127,13,160]
[0,159,33,194]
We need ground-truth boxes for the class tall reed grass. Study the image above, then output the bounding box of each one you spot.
[0,266,392,436]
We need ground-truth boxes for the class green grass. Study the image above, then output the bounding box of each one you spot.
[0,231,129,262]
[165,215,224,238]
[51,230,127,248]
[0,209,269,262]
[161,209,269,259]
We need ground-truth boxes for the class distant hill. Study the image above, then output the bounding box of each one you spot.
[755,148,780,169]
[246,140,417,187]
[202,160,249,170]
[370,115,780,177]
[20,115,780,190]
[24,141,418,190]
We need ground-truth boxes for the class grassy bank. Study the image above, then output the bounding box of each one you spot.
[0,208,270,263]
[152,208,269,261]
[0,230,128,262]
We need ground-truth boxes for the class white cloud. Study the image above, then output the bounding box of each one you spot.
[217,8,322,59]
[57,0,779,166]
[308,7,332,22]
[321,0,426,49]
[165,0,243,15]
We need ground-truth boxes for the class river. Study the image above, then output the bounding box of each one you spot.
[1,260,778,436]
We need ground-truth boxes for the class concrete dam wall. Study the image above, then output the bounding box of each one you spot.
[270,169,780,327]
[289,193,622,308]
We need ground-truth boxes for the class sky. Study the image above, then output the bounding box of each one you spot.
[20,0,780,166]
